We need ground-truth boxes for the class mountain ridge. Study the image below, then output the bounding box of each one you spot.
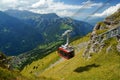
[5,9,93,41]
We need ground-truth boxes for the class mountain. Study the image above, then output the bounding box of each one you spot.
[3,9,93,69]
[5,10,59,27]
[0,9,93,56]
[20,9,120,80]
[0,11,43,55]
[0,8,120,80]
[5,10,93,42]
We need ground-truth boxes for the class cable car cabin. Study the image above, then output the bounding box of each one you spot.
[58,45,74,59]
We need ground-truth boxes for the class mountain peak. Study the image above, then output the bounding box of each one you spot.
[40,13,59,18]
[5,9,59,19]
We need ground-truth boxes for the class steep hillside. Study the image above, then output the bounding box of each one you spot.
[0,11,43,55]
[21,9,120,80]
[39,38,120,80]
[0,52,29,80]
[21,33,120,80]
[11,41,63,70]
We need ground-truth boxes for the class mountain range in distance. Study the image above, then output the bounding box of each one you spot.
[0,9,93,55]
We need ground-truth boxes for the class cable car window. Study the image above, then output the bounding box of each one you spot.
[68,51,74,58]
[58,50,67,57]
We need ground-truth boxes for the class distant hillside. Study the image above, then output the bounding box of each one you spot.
[0,11,43,55]
[5,10,93,42]
[0,10,93,56]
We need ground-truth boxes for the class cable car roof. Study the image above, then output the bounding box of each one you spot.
[59,45,74,53]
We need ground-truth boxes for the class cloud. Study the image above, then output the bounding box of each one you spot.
[0,0,18,10]
[92,3,120,17]
[0,0,39,10]
[31,0,103,10]
[31,0,82,10]
[81,0,103,8]
[30,0,103,17]
[0,0,104,18]
[31,0,49,8]
[1,0,17,4]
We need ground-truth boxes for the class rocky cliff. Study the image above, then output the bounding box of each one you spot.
[83,8,120,59]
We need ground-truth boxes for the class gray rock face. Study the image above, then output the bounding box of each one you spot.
[83,8,120,59]
[117,39,120,52]
[83,31,101,58]
[117,43,120,52]
[83,29,120,59]
[106,45,112,53]
[117,35,120,52]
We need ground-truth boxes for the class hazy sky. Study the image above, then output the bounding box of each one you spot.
[0,0,120,20]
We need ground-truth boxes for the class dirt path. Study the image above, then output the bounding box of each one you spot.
[74,42,88,53]
[44,58,64,71]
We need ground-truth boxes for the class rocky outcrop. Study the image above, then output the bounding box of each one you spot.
[83,8,120,58]
[83,31,104,59]
[116,35,120,52]
[83,27,120,58]
[0,52,12,69]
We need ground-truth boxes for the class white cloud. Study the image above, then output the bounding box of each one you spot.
[1,0,17,4]
[0,0,39,11]
[31,0,103,10]
[0,0,18,10]
[31,0,82,10]
[57,10,74,17]
[0,0,104,18]
[82,0,103,8]
[31,0,51,8]
[92,3,120,17]
[30,0,103,17]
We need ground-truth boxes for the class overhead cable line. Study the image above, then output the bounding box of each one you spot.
[84,0,113,21]
[71,0,95,18]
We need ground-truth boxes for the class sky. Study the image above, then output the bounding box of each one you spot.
[0,0,120,21]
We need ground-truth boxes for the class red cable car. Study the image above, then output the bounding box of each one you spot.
[57,30,75,59]
[58,45,74,59]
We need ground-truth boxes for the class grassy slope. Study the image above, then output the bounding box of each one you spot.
[40,38,120,80]
[21,34,120,80]
[0,67,29,80]
[21,51,61,80]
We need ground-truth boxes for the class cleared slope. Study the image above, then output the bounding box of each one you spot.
[21,34,120,80]
[39,38,120,80]
[0,67,28,80]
